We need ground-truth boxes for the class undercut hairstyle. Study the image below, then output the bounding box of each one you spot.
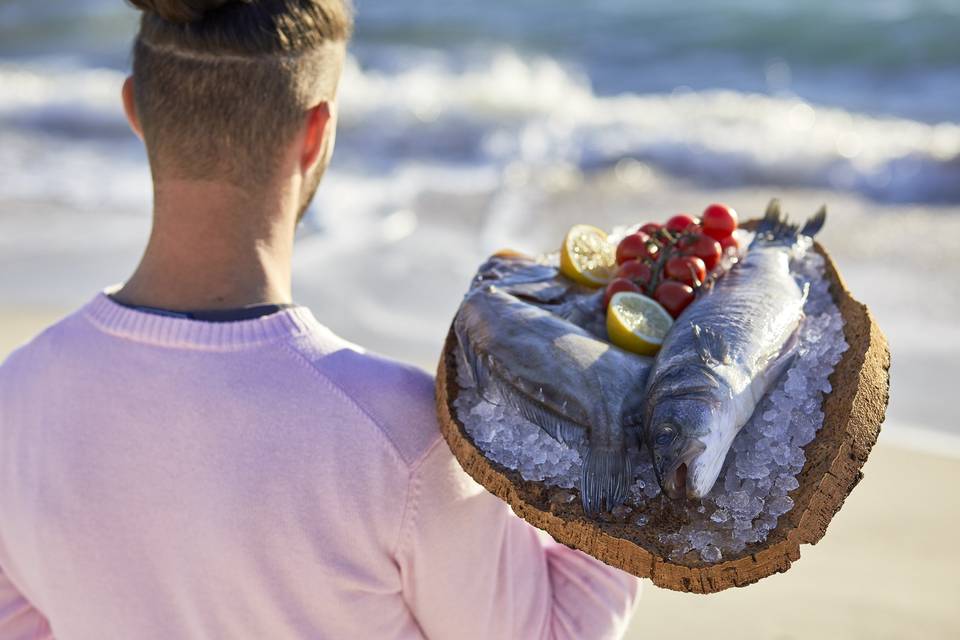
[128,0,353,185]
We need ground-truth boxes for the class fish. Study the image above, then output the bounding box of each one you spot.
[471,252,608,337]
[643,200,826,500]
[455,284,653,516]
[471,252,573,304]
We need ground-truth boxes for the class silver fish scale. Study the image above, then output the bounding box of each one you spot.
[657,247,803,393]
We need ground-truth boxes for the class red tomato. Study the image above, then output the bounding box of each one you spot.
[686,234,722,270]
[674,228,703,251]
[640,222,662,236]
[719,234,739,253]
[616,259,653,285]
[616,232,657,264]
[665,214,699,233]
[676,233,698,253]
[604,278,642,308]
[665,256,707,287]
[701,203,738,240]
[654,280,695,318]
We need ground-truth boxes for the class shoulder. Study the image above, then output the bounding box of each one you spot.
[290,333,441,468]
[0,310,86,380]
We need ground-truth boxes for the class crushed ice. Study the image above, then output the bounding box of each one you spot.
[454,238,848,563]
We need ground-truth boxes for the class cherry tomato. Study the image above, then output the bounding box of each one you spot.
[616,232,658,264]
[719,234,739,254]
[676,233,698,253]
[665,214,699,233]
[604,277,642,308]
[701,203,738,240]
[686,234,722,271]
[640,222,662,236]
[616,259,653,286]
[654,280,695,318]
[665,256,707,287]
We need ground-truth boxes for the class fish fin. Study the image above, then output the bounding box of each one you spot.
[473,354,500,405]
[504,368,588,444]
[755,199,787,235]
[765,329,801,385]
[454,343,476,389]
[751,199,798,247]
[454,313,504,404]
[455,316,500,400]
[507,389,587,445]
[453,312,480,388]
[752,200,827,247]
[463,342,588,445]
[581,447,632,517]
[691,323,731,367]
[454,293,589,445]
[800,205,827,238]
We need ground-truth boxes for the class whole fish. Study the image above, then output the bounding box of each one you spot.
[455,285,652,515]
[643,200,826,499]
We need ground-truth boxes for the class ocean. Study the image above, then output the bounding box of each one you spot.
[1,0,958,436]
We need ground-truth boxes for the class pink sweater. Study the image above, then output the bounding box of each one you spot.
[0,293,640,639]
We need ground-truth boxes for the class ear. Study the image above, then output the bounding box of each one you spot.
[121,76,143,140]
[300,102,331,173]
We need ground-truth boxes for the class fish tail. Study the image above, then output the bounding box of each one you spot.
[800,205,827,237]
[454,312,483,388]
[752,200,827,247]
[581,446,632,516]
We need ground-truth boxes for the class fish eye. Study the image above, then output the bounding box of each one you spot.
[654,425,676,447]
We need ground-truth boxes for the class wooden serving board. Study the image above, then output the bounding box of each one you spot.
[434,229,890,594]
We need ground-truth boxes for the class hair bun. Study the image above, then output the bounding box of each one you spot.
[128,0,250,25]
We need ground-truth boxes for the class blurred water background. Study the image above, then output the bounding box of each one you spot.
[1,0,959,439]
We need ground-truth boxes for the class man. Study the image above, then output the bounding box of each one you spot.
[0,1,640,637]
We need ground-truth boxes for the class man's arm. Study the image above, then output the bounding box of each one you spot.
[397,439,641,640]
[0,567,51,640]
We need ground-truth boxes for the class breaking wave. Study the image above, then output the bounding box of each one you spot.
[3,51,959,212]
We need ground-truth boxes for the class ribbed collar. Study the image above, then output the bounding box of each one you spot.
[81,291,321,350]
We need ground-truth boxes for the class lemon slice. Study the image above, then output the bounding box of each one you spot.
[559,224,616,287]
[606,292,674,356]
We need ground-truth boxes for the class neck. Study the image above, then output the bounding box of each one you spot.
[114,179,298,311]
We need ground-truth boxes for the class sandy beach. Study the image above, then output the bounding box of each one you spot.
[3,308,957,639]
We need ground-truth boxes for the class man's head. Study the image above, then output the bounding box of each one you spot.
[124,0,353,220]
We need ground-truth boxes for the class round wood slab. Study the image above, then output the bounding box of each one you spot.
[434,235,891,594]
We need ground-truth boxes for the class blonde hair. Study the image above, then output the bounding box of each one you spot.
[128,0,353,184]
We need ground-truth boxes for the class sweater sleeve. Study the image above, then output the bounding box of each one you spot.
[396,439,641,640]
[0,568,51,640]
